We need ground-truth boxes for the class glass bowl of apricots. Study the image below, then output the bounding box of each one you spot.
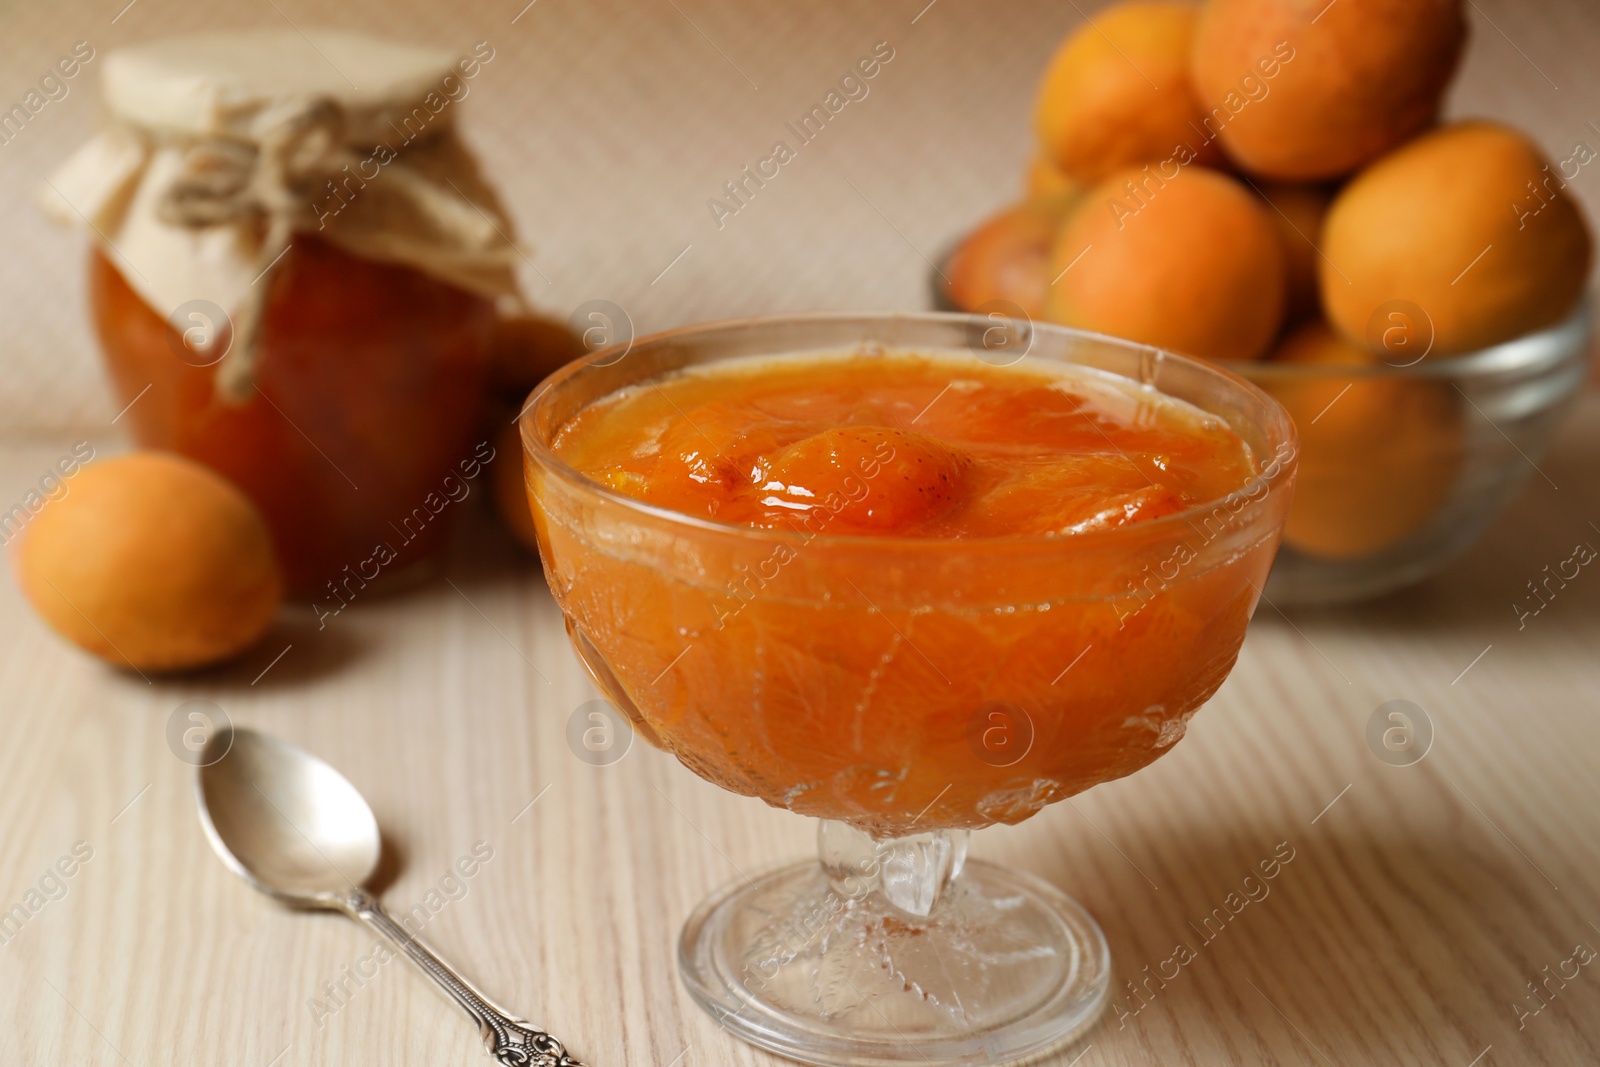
[938,0,1594,604]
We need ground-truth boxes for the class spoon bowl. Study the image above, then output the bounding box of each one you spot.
[198,727,380,905]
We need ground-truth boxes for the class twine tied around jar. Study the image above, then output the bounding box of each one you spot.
[46,74,525,405]
[155,96,358,402]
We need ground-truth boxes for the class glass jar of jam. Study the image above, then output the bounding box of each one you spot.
[89,235,496,593]
[46,31,522,594]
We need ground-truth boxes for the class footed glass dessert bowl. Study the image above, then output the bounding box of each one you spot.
[521,313,1297,1066]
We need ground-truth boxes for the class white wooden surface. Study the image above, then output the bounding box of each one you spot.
[0,392,1595,1066]
[1,1,1598,1065]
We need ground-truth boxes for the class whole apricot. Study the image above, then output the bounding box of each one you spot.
[945,193,1080,319]
[487,313,587,399]
[1321,122,1593,356]
[1191,0,1466,180]
[13,452,281,671]
[491,422,539,552]
[1256,182,1331,324]
[1266,322,1462,559]
[1046,165,1286,361]
[1035,0,1223,184]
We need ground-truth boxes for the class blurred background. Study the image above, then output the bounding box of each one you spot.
[2,0,1596,433]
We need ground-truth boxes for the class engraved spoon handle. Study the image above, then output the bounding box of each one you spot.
[345,888,586,1066]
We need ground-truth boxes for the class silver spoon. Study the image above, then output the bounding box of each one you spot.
[196,726,585,1066]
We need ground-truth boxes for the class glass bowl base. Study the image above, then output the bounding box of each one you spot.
[678,857,1110,1066]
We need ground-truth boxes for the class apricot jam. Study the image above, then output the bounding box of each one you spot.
[553,351,1256,536]
[535,348,1282,834]
[91,236,495,593]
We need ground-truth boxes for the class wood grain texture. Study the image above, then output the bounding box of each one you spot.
[1,2,1598,1066]
[0,393,1596,1066]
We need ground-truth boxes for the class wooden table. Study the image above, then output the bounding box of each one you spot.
[2,1,1598,1065]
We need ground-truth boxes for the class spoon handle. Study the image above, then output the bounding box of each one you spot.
[345,888,587,1066]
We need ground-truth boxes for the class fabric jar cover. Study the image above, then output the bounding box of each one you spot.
[41,30,524,399]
